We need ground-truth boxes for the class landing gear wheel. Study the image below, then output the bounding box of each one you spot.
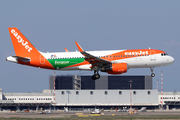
[151,73,155,77]
[150,67,155,77]
[92,74,100,80]
[92,75,96,80]
[95,74,100,79]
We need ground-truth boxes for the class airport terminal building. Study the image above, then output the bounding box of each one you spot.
[0,75,180,111]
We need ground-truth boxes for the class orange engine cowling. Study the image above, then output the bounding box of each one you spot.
[107,63,128,75]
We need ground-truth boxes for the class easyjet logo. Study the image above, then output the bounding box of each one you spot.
[125,51,149,55]
[11,29,32,52]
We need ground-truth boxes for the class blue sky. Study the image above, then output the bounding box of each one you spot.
[0,1,179,92]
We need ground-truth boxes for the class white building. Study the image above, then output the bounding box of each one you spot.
[0,90,179,110]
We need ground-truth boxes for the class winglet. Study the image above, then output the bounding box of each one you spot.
[64,48,69,52]
[75,41,84,52]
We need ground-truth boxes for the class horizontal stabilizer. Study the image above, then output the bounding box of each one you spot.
[6,56,31,63]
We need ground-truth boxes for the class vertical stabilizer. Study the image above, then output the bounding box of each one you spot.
[8,28,39,57]
[8,28,54,70]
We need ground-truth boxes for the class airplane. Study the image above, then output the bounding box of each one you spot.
[91,108,101,114]
[128,107,147,114]
[6,28,174,80]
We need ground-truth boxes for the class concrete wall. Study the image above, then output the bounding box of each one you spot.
[55,90,158,106]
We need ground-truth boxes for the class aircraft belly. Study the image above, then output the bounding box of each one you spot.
[61,66,91,71]
[61,67,80,70]
[128,58,168,68]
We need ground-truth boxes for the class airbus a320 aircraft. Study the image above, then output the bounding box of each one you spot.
[6,28,174,80]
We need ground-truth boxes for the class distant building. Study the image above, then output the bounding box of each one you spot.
[0,75,179,111]
[49,75,152,90]
[55,90,159,107]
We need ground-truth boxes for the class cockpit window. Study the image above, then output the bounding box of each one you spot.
[161,53,168,56]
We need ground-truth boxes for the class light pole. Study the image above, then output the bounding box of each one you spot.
[53,72,56,111]
[160,71,163,110]
[129,80,133,109]
[156,79,159,91]
[173,90,176,102]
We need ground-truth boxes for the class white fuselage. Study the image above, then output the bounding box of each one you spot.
[41,50,174,71]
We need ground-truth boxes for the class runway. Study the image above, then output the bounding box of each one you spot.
[0,110,180,119]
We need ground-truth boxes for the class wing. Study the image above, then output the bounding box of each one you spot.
[75,42,111,68]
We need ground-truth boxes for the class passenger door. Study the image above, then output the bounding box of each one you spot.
[150,50,156,61]
[40,55,45,64]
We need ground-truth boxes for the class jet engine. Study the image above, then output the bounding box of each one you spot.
[101,63,128,75]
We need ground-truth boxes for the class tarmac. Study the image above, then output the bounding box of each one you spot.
[0,110,180,119]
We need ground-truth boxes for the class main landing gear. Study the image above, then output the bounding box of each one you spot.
[92,70,100,80]
[150,67,155,77]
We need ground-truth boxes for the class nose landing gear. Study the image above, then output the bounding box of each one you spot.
[92,74,100,80]
[92,70,100,80]
[150,67,155,77]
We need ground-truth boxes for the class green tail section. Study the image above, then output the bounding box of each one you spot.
[47,58,84,69]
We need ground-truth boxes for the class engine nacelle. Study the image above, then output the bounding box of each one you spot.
[102,63,128,75]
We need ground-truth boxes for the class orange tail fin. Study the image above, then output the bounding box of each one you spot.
[8,28,54,70]
[8,28,39,57]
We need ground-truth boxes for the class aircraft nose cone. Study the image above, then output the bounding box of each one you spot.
[172,57,175,63]
[168,56,175,64]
